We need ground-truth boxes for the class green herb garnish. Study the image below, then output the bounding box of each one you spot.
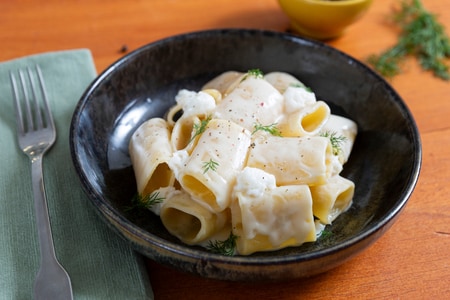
[252,122,282,136]
[189,115,212,144]
[320,131,347,156]
[126,192,165,212]
[248,68,264,78]
[320,230,332,239]
[241,69,264,81]
[206,232,238,256]
[367,0,450,80]
[202,158,219,174]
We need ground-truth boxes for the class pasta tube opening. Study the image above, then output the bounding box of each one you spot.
[171,117,197,151]
[333,188,354,213]
[166,104,182,126]
[129,118,175,195]
[162,207,202,241]
[160,191,229,244]
[279,101,330,137]
[311,175,355,224]
[301,102,329,133]
[142,163,173,195]
[181,175,216,207]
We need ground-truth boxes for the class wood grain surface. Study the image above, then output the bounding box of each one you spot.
[2,0,449,299]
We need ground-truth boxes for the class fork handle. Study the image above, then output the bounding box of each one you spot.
[31,156,73,300]
[31,155,58,264]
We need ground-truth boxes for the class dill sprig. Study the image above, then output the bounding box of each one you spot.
[189,115,212,144]
[202,158,219,174]
[320,131,347,156]
[367,0,450,80]
[206,232,238,256]
[241,69,264,81]
[125,192,165,212]
[252,122,282,136]
[320,230,332,239]
[248,68,264,78]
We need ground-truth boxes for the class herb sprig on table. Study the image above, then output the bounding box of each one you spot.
[368,0,450,80]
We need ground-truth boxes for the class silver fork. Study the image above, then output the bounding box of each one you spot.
[10,66,73,300]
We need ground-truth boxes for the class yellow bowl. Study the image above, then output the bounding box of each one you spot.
[278,0,373,40]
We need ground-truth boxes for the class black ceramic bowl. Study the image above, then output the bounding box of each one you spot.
[70,29,421,281]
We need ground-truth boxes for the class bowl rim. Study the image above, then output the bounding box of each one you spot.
[70,28,422,267]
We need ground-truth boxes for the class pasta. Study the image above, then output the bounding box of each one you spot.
[178,118,252,212]
[128,118,175,195]
[129,70,358,255]
[213,75,284,132]
[247,135,333,186]
[232,167,316,255]
[322,114,357,164]
[278,101,330,137]
[159,189,229,244]
[310,175,355,224]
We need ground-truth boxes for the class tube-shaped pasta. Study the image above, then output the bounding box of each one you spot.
[201,71,244,96]
[145,186,180,216]
[264,71,306,93]
[160,190,229,244]
[166,89,217,127]
[278,101,330,137]
[232,179,316,255]
[170,115,200,153]
[165,103,182,127]
[128,118,175,195]
[247,135,333,186]
[179,119,252,212]
[283,85,317,113]
[201,89,222,104]
[174,89,216,119]
[213,76,284,132]
[310,175,355,224]
[128,70,359,255]
[321,114,358,164]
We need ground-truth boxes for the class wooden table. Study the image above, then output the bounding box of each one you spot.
[3,0,449,298]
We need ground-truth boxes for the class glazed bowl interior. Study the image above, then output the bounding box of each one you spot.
[70,29,421,281]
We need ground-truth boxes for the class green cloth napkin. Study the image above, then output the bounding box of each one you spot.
[0,50,153,299]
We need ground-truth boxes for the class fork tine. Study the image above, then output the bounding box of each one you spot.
[35,65,55,130]
[9,66,54,134]
[26,67,44,130]
[20,69,36,132]
[9,70,26,134]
